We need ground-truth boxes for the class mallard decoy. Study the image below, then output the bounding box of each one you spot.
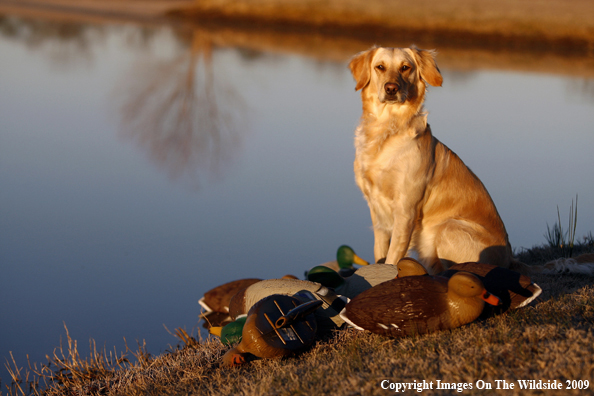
[222,295,321,367]
[307,264,399,299]
[340,272,501,337]
[441,262,542,314]
[209,316,247,346]
[307,245,369,278]
[395,257,542,313]
[199,275,298,314]
[200,310,235,329]
[199,278,262,314]
[228,278,346,332]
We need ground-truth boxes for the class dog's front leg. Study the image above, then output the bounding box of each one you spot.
[370,211,390,262]
[384,219,414,265]
[384,195,424,265]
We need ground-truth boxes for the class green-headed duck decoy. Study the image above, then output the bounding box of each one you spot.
[307,264,399,299]
[395,257,542,313]
[209,316,247,346]
[340,272,501,337]
[222,295,322,367]
[228,278,347,332]
[307,245,369,278]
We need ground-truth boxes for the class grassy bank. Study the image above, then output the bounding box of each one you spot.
[1,0,594,53]
[4,239,594,396]
[172,0,594,54]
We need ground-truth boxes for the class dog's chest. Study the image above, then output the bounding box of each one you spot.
[355,134,418,197]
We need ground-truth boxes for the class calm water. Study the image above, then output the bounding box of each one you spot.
[1,17,593,383]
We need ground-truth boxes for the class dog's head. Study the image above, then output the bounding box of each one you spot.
[349,46,442,108]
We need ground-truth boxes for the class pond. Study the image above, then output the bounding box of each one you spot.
[1,15,593,384]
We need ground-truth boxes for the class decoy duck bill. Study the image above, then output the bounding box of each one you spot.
[482,290,501,306]
[231,353,246,366]
[353,254,369,266]
[209,326,223,337]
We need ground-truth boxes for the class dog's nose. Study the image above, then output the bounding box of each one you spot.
[384,83,399,95]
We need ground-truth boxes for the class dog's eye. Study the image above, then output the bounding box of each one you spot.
[400,65,410,72]
[375,65,385,71]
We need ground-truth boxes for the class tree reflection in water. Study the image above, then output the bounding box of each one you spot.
[115,28,245,187]
[0,14,247,187]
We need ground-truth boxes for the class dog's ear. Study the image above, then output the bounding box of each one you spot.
[349,47,378,91]
[410,46,443,87]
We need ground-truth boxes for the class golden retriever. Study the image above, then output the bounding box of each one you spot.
[349,46,515,275]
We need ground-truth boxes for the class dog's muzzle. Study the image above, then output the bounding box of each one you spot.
[381,82,406,103]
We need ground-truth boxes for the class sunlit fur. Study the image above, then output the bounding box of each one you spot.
[350,46,514,274]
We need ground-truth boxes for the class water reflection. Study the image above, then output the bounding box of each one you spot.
[567,78,594,103]
[115,29,245,186]
[0,15,248,185]
[0,14,100,64]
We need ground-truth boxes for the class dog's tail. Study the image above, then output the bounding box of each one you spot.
[510,253,594,275]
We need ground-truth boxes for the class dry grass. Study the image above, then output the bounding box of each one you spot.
[2,0,593,53]
[172,0,594,52]
[3,241,594,396]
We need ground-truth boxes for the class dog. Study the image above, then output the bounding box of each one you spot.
[349,46,516,275]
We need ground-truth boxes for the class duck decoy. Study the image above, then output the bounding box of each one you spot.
[395,257,542,313]
[396,257,430,277]
[209,316,247,346]
[340,272,501,337]
[200,310,235,329]
[307,264,399,299]
[199,278,263,314]
[222,295,322,367]
[228,278,347,332]
[441,262,542,314]
[199,275,299,314]
[307,245,369,278]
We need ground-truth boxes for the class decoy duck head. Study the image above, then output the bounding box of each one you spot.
[209,316,247,346]
[448,272,498,301]
[306,266,345,288]
[396,257,428,278]
[336,245,369,270]
[447,272,501,326]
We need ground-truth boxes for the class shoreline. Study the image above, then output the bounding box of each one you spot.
[169,0,594,56]
[2,0,594,78]
[1,0,594,55]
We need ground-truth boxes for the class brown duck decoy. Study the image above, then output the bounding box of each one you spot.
[395,257,542,314]
[396,257,430,277]
[340,272,500,337]
[199,278,263,314]
[199,275,299,314]
[222,295,322,367]
[228,278,347,332]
